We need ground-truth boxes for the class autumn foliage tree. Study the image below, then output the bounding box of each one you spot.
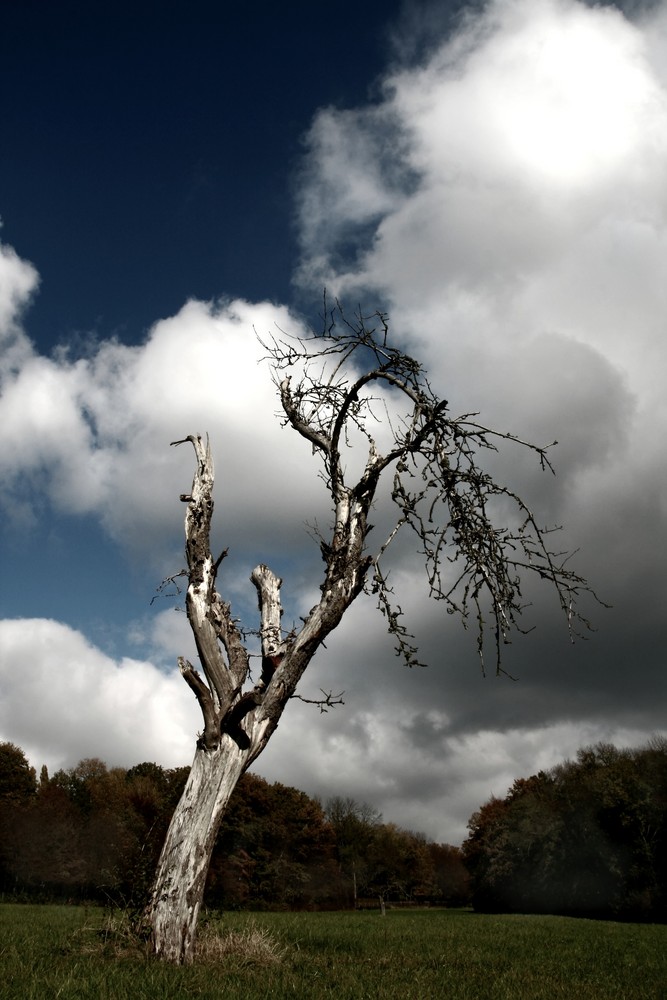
[463,739,667,920]
[144,305,597,962]
[0,756,189,903]
[0,742,36,803]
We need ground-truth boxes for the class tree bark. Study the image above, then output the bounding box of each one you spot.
[146,736,248,963]
[144,436,369,963]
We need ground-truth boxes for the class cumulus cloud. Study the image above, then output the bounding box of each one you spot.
[0,618,200,773]
[296,0,667,599]
[0,286,333,583]
[0,237,39,393]
[295,0,667,422]
[0,236,38,333]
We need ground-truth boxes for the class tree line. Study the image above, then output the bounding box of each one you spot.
[2,737,665,921]
[463,737,667,922]
[0,742,468,911]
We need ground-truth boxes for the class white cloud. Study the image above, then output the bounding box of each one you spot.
[396,0,662,189]
[0,290,332,574]
[297,0,667,396]
[0,237,38,340]
[295,0,667,639]
[0,238,39,390]
[0,618,200,773]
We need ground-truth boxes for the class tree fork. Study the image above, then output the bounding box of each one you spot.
[146,439,298,962]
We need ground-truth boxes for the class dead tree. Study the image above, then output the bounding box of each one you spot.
[144,305,597,962]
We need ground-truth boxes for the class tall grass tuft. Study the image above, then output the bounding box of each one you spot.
[195,919,286,967]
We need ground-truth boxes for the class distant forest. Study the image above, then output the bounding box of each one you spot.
[0,744,468,911]
[0,738,665,921]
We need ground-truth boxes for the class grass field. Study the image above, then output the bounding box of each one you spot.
[0,903,665,999]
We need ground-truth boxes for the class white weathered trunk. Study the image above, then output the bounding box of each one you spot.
[146,737,247,963]
[145,434,374,963]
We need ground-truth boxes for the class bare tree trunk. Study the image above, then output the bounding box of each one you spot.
[144,435,369,963]
[146,738,247,963]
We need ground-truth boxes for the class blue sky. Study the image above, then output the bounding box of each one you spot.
[2,0,413,340]
[1,0,666,845]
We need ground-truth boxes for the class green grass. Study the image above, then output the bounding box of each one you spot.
[0,904,665,999]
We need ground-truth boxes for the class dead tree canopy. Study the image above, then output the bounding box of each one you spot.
[175,304,597,755]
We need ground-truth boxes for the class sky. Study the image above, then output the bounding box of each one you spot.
[1,0,666,846]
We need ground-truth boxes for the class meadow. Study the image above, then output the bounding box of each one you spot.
[0,903,665,999]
